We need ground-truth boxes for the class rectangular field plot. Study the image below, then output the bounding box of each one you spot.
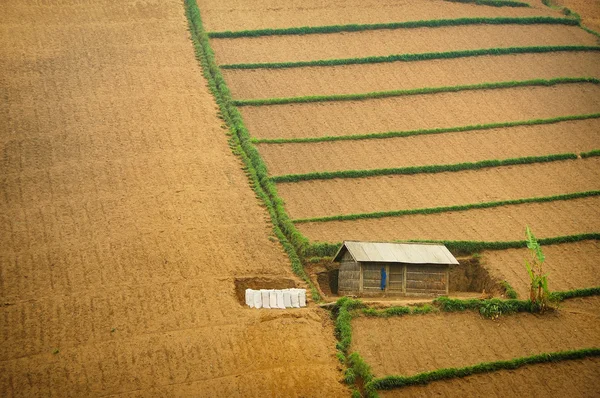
[225,52,600,100]
[482,240,600,298]
[277,158,600,219]
[296,196,600,243]
[212,24,597,65]
[380,357,600,397]
[239,83,600,140]
[259,118,600,176]
[352,297,600,377]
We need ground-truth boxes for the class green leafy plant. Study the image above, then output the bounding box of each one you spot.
[524,226,553,312]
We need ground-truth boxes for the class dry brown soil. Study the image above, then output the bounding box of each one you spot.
[380,357,600,397]
[212,24,598,65]
[197,0,558,32]
[0,1,347,397]
[482,240,600,297]
[296,196,600,243]
[259,118,600,176]
[556,0,600,31]
[225,52,600,100]
[277,158,600,219]
[352,297,600,377]
[240,83,600,139]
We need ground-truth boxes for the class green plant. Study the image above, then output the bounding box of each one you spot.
[412,304,435,315]
[445,0,530,6]
[501,281,518,299]
[524,226,553,312]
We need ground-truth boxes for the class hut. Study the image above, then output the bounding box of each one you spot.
[334,241,459,296]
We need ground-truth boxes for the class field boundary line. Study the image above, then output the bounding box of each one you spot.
[208,16,578,38]
[254,114,600,144]
[366,348,600,395]
[232,77,599,106]
[293,191,600,223]
[272,153,578,183]
[183,0,319,297]
[445,0,530,7]
[221,46,600,70]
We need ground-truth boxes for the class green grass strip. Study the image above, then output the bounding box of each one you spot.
[551,286,600,301]
[445,0,530,6]
[304,234,600,258]
[366,348,600,394]
[183,0,320,297]
[221,45,600,70]
[233,77,599,106]
[272,153,577,183]
[581,149,600,158]
[254,113,600,144]
[208,16,577,38]
[293,191,600,223]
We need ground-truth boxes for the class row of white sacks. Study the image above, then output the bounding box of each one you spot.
[246,288,307,309]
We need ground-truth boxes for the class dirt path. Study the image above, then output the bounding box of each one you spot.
[212,24,598,65]
[225,52,600,100]
[259,118,600,176]
[197,0,558,32]
[380,357,600,397]
[240,83,600,139]
[0,1,347,396]
[482,240,600,297]
[297,196,600,243]
[277,158,600,219]
[352,297,600,377]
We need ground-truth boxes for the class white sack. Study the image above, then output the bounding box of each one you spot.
[246,289,254,308]
[261,289,271,309]
[283,290,292,308]
[269,290,277,308]
[276,290,285,309]
[253,290,262,309]
[298,289,306,307]
[290,289,300,308]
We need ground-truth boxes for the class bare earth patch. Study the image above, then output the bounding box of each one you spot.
[212,24,598,65]
[240,83,600,139]
[352,297,600,377]
[297,196,600,243]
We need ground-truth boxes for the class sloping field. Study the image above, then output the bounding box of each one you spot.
[212,24,597,65]
[240,83,600,139]
[380,357,600,397]
[225,52,600,100]
[557,0,600,31]
[0,1,347,397]
[297,196,600,243]
[352,297,600,377]
[259,118,600,175]
[482,240,600,298]
[197,0,558,32]
[277,158,600,219]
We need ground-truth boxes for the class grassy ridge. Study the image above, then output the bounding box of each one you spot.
[445,0,530,6]
[233,77,599,106]
[221,46,600,69]
[272,153,578,183]
[581,149,600,158]
[304,234,600,258]
[183,0,320,296]
[366,348,600,394]
[293,191,600,223]
[255,113,600,144]
[551,287,600,301]
[209,16,578,38]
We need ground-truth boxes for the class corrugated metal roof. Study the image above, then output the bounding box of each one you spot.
[333,241,459,265]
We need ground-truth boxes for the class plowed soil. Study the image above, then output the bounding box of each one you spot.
[0,1,347,397]
[557,0,600,32]
[296,196,600,243]
[259,118,600,176]
[225,52,600,100]
[380,357,600,397]
[352,297,600,377]
[277,158,600,219]
[482,240,600,298]
[240,83,600,139]
[212,24,598,65]
[197,0,557,32]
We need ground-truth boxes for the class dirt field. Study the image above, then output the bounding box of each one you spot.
[259,118,600,176]
[380,357,600,397]
[556,0,600,31]
[277,158,600,219]
[297,196,600,243]
[225,52,600,100]
[197,0,558,32]
[352,297,600,377]
[0,1,347,397]
[240,83,600,139]
[482,240,600,297]
[212,24,598,65]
